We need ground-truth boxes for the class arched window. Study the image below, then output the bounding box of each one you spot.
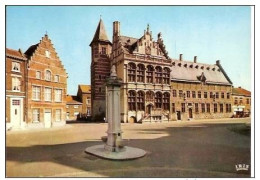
[137,64,145,83]
[155,66,162,84]
[146,65,154,83]
[163,92,170,110]
[155,92,162,108]
[45,70,51,81]
[137,91,145,111]
[163,67,170,84]
[128,90,136,111]
[146,91,154,101]
[128,63,136,82]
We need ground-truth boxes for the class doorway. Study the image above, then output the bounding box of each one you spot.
[176,111,181,120]
[11,99,23,128]
[189,108,193,119]
[44,109,52,128]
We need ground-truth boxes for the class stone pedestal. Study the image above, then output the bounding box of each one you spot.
[85,65,146,160]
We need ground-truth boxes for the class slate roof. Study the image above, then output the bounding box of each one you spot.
[79,85,91,93]
[118,36,139,54]
[24,43,39,58]
[6,48,27,60]
[232,87,251,97]
[66,95,82,105]
[90,19,111,46]
[171,59,232,85]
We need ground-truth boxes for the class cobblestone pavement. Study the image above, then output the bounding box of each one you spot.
[6,118,251,177]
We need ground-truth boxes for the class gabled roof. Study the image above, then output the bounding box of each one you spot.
[232,87,251,97]
[79,85,91,93]
[66,95,82,105]
[90,19,111,46]
[171,59,232,85]
[24,43,39,58]
[6,48,27,60]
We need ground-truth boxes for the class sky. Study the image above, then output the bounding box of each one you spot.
[6,6,252,95]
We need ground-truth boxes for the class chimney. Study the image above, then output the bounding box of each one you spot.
[179,54,183,61]
[238,86,241,88]
[113,21,120,36]
[194,56,197,63]
[216,60,220,65]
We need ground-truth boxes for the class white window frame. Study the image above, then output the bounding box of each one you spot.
[36,71,41,79]
[44,87,52,102]
[74,105,79,109]
[45,50,51,58]
[86,98,91,105]
[32,109,40,123]
[32,86,41,101]
[54,75,59,82]
[55,109,61,121]
[45,70,51,81]
[66,105,69,108]
[12,62,20,72]
[55,89,62,102]
[12,77,21,92]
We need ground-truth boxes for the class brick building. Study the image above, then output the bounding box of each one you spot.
[6,48,27,129]
[66,85,91,120]
[6,34,68,129]
[232,87,251,117]
[90,19,234,122]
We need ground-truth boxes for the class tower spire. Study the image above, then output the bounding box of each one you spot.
[90,18,111,46]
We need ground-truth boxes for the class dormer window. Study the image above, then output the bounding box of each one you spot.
[195,65,199,69]
[201,66,204,69]
[206,67,210,70]
[178,63,182,67]
[12,62,20,72]
[184,64,187,68]
[212,67,215,71]
[190,64,193,68]
[45,50,51,58]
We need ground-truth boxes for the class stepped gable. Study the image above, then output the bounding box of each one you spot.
[171,58,232,85]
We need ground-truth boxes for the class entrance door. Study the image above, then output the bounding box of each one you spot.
[44,109,52,128]
[11,99,22,128]
[177,111,181,120]
[189,108,193,118]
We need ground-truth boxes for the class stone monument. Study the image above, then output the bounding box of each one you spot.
[85,65,146,160]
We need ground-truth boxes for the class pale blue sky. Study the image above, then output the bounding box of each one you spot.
[6,6,251,95]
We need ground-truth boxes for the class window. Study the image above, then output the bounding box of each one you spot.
[229,104,232,113]
[247,98,250,104]
[163,67,170,84]
[221,92,225,99]
[234,97,238,105]
[195,103,199,113]
[44,87,52,101]
[155,66,162,84]
[87,97,91,105]
[137,91,145,111]
[32,109,40,122]
[198,91,201,98]
[173,90,177,97]
[12,100,20,105]
[45,70,51,81]
[204,92,207,98]
[55,89,62,102]
[186,91,190,98]
[226,104,229,113]
[12,62,20,72]
[201,103,205,113]
[239,98,243,104]
[66,105,69,108]
[55,109,61,121]
[216,92,219,99]
[54,75,59,82]
[220,104,223,113]
[74,105,79,108]
[210,92,213,98]
[207,103,210,113]
[227,93,230,99]
[87,108,91,115]
[181,103,186,113]
[155,92,162,108]
[146,91,154,101]
[192,91,196,98]
[32,86,41,100]
[146,65,153,83]
[128,63,136,82]
[179,90,183,98]
[12,77,21,92]
[45,50,51,58]
[128,90,136,111]
[36,71,41,79]
[214,103,218,113]
[172,103,175,113]
[163,92,170,110]
[101,47,107,55]
[137,64,145,83]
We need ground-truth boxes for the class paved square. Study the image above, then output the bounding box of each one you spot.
[6,118,251,177]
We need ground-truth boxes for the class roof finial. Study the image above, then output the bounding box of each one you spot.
[45,31,48,37]
[100,15,102,20]
[147,23,150,32]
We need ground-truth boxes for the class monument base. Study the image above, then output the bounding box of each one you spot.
[85,145,146,160]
